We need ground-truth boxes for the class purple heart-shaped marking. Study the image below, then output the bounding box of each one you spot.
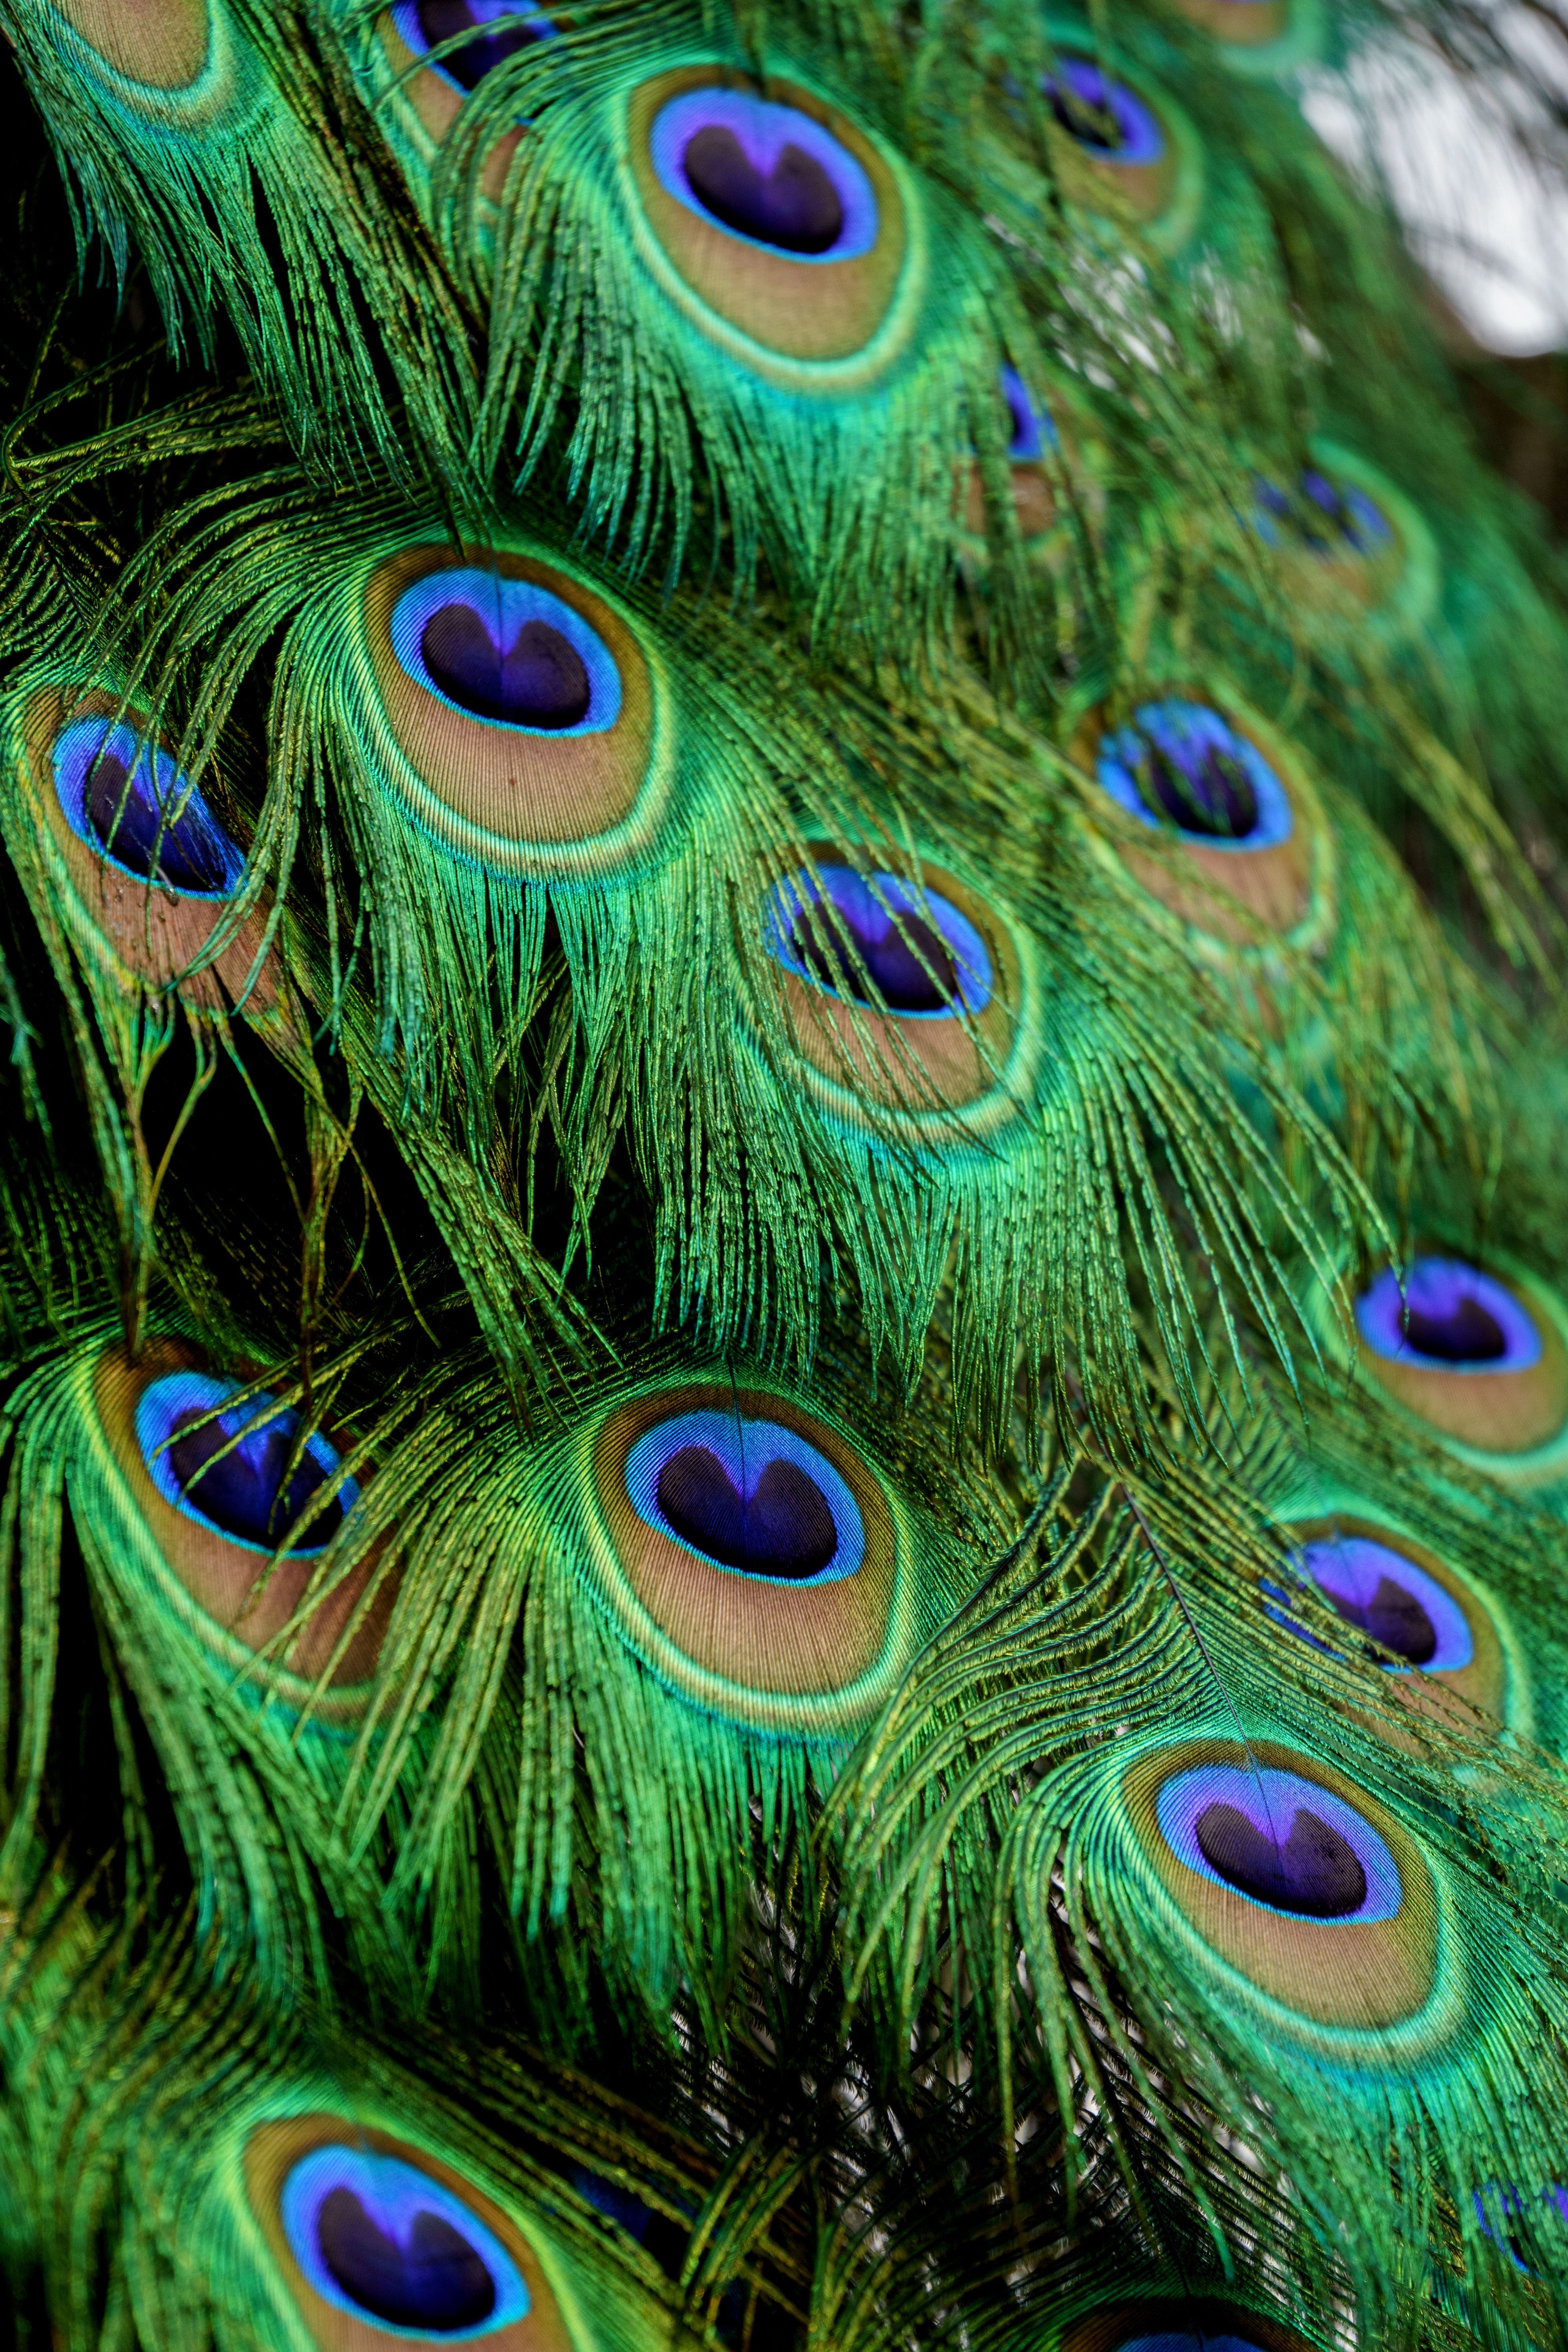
[415,0,547,90]
[1138,739,1259,839]
[167,1409,343,1550]
[1402,1291,1507,1363]
[1323,1573,1438,1666]
[655,1445,839,1578]
[1046,67,1123,153]
[790,902,958,1013]
[682,125,844,254]
[84,751,230,893]
[1194,1800,1368,1917]
[317,2187,496,2331]
[420,604,591,728]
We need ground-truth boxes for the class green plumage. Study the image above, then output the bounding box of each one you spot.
[4,0,1568,2346]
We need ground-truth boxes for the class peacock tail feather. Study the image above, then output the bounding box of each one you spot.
[7,0,1568,2344]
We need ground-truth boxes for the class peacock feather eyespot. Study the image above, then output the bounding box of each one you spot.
[281,2146,529,2338]
[390,570,622,738]
[373,2,540,195]
[1080,694,1323,942]
[8,683,278,1005]
[246,2117,566,2352]
[85,1343,390,1691]
[1156,1762,1402,1924]
[135,1371,359,1557]
[1272,1512,1519,1735]
[1124,1738,1439,2029]
[583,1381,919,1724]
[1251,437,1440,639]
[1357,1260,1540,1374]
[1044,56,1165,169]
[626,69,909,365]
[1039,42,1202,248]
[364,544,667,867]
[50,0,211,90]
[1282,1532,1475,1673]
[1354,1258,1568,1460]
[648,89,878,262]
[759,849,1033,1121]
[388,0,555,98]
[1097,704,1293,851]
[765,866,993,1022]
[624,1409,864,1586]
[1254,466,1392,562]
[51,716,244,900]
[1000,365,1058,467]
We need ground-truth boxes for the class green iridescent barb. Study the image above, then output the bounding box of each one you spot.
[4,0,1568,2345]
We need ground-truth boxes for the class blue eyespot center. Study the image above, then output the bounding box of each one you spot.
[319,2189,494,2330]
[1196,1800,1364,1916]
[1254,466,1391,557]
[282,2146,530,2339]
[765,866,993,1018]
[650,90,879,262]
[394,0,555,93]
[51,719,244,898]
[1043,57,1165,165]
[1276,1534,1475,1672]
[1157,1763,1401,1922]
[390,569,622,736]
[999,364,1059,463]
[136,1372,359,1555]
[1120,2335,1272,2352]
[1356,1259,1543,1375]
[424,606,587,728]
[658,1448,834,1577]
[1097,703,1293,849]
[624,1411,864,1585]
[686,122,840,252]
